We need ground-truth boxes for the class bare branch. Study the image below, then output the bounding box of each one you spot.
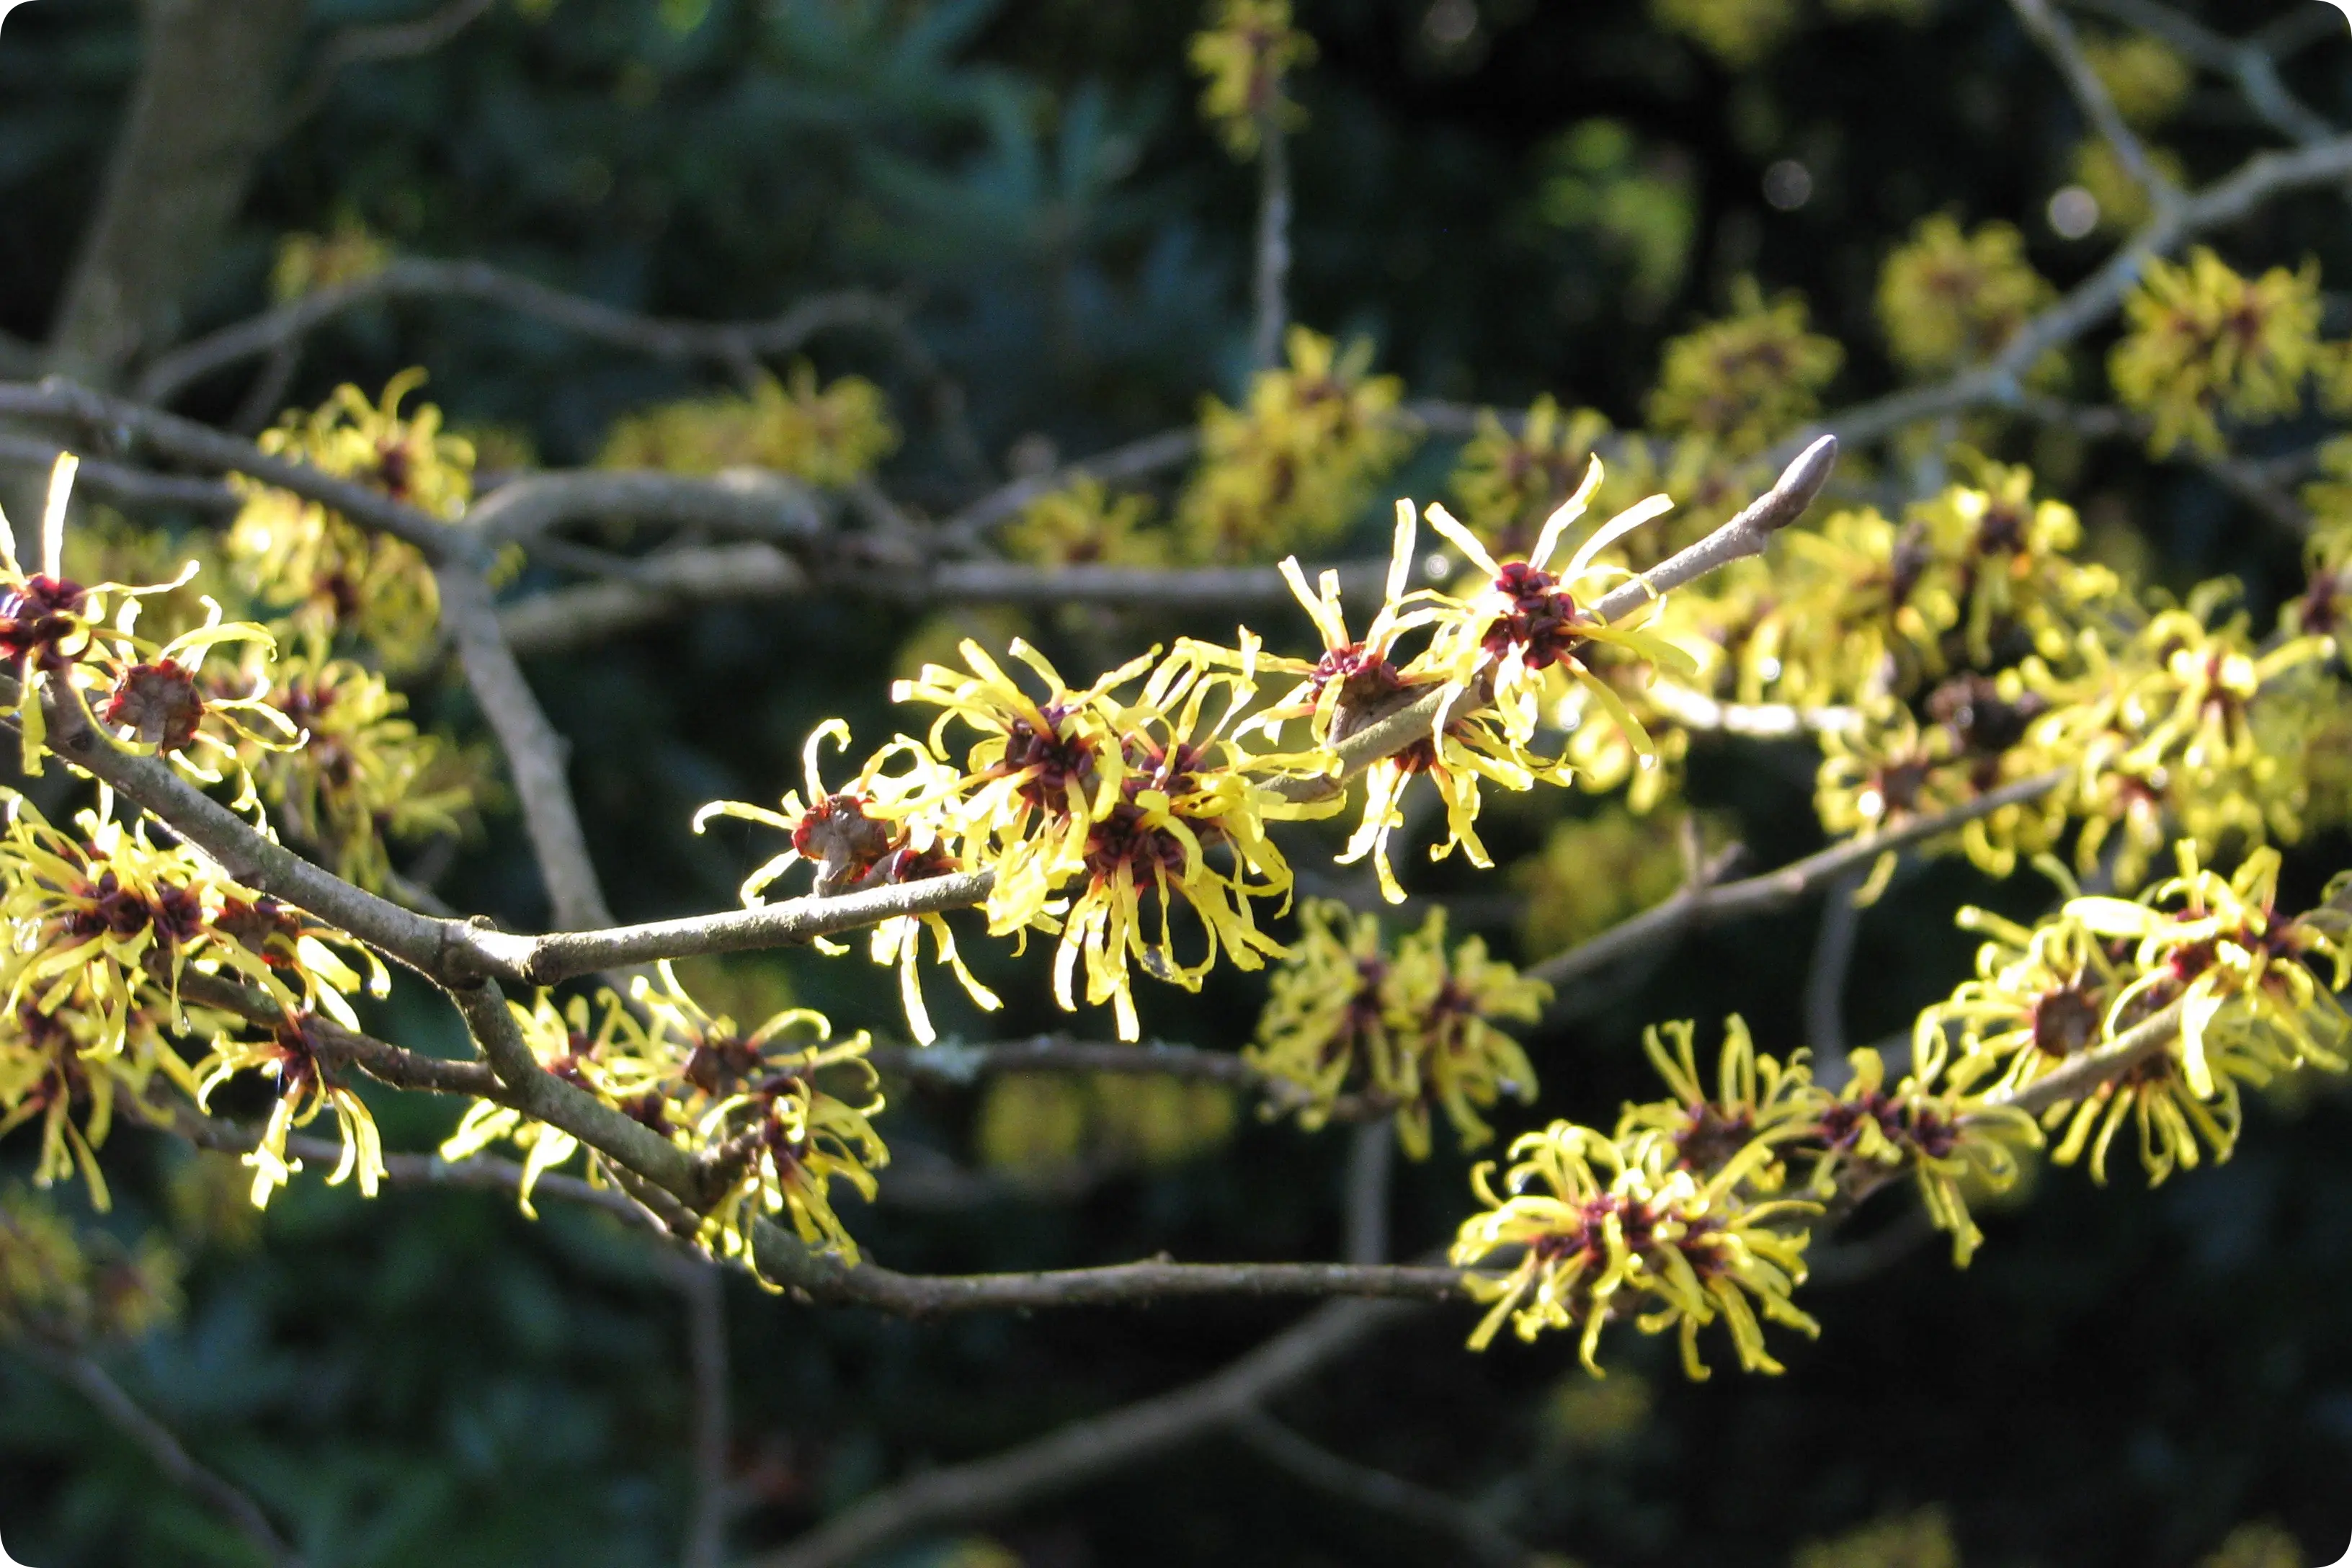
[2064,0,2340,147]
[1786,132,2352,463]
[1228,1411,1528,1568]
[272,0,498,138]
[437,565,616,930]
[2010,391,2311,535]
[135,263,909,409]
[469,468,829,548]
[1527,770,2070,994]
[2009,0,2180,213]
[939,427,1202,545]
[1643,680,1863,738]
[0,432,238,512]
[0,378,463,563]
[736,1299,1414,1568]
[497,546,1390,657]
[665,1257,733,1568]
[16,1340,304,1567]
[1252,112,1293,372]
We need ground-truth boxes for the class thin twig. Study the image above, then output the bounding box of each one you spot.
[1252,110,1293,372]
[16,1340,304,1567]
[2009,0,2179,213]
[735,1298,1414,1568]
[1784,131,2352,463]
[1804,868,1868,1060]
[1344,1121,1394,1267]
[2011,391,2310,535]
[2064,0,2339,147]
[1228,1411,1528,1568]
[272,0,498,137]
[938,427,1202,545]
[664,1257,732,1568]
[133,266,908,410]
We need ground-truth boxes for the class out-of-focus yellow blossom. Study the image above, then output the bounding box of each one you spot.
[976,1072,1235,1178]
[0,1185,182,1347]
[271,215,393,301]
[2201,1524,2309,1568]
[2109,248,2327,457]
[231,372,463,666]
[1452,1123,1820,1376]
[1876,215,2055,377]
[1807,1047,2039,1265]
[1248,900,1546,1157]
[1618,1017,1825,1187]
[597,364,900,488]
[1793,1507,1960,1568]
[2081,32,2193,128]
[1540,1370,1654,1455]
[1448,398,1616,560]
[1824,0,1933,17]
[1177,327,1414,563]
[1188,0,1315,158]
[1649,0,1799,67]
[1647,280,1843,457]
[239,643,480,889]
[697,721,995,1044]
[2069,137,2190,236]
[1002,478,1167,569]
[1514,806,1714,958]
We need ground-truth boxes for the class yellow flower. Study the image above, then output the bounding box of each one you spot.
[0,1184,182,1346]
[1876,215,2055,377]
[1247,899,1404,1133]
[692,1014,886,1270]
[245,641,483,889]
[1926,896,2135,1100]
[2068,845,2350,1099]
[1794,1507,1960,1568]
[597,363,899,488]
[196,1017,387,1210]
[1451,1123,1820,1377]
[1414,462,1694,766]
[1807,1048,2039,1265]
[696,721,996,1044]
[1382,907,1546,1159]
[1188,0,1316,158]
[1617,1016,1825,1188]
[438,989,672,1217]
[2110,248,2326,457]
[1002,478,1167,569]
[1647,278,1843,457]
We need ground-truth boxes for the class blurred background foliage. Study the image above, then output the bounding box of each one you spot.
[2,0,2351,1563]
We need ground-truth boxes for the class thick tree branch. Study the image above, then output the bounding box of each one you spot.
[45,0,311,385]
